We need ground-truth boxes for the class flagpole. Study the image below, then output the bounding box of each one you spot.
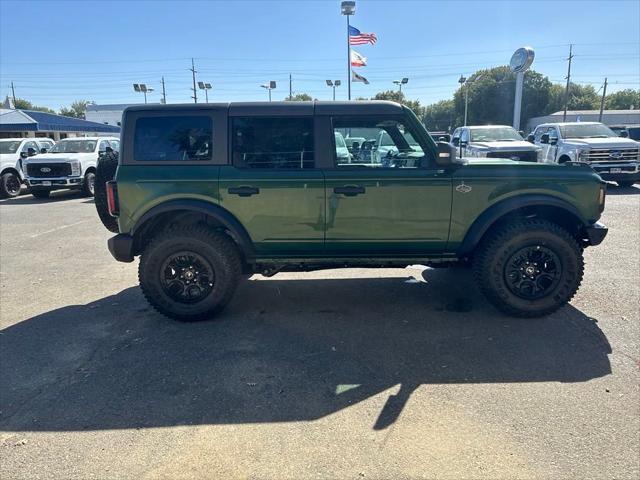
[347,15,351,100]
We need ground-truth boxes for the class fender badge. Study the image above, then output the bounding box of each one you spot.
[456,181,472,194]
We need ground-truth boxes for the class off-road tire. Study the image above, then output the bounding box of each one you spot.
[617,181,635,188]
[82,170,96,197]
[139,227,242,322]
[31,189,51,199]
[0,172,21,198]
[472,219,584,317]
[95,151,119,233]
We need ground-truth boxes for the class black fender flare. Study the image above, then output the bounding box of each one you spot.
[457,194,588,256]
[132,199,255,260]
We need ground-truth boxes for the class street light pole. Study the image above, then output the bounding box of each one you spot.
[326,80,341,100]
[393,77,409,94]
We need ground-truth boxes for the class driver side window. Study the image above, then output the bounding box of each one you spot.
[332,117,426,169]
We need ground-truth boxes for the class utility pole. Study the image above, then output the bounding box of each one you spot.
[562,44,573,121]
[289,74,292,100]
[161,76,167,104]
[190,58,198,103]
[10,81,16,104]
[598,77,608,122]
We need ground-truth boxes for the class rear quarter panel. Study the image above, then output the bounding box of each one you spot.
[448,162,603,251]
[116,165,221,233]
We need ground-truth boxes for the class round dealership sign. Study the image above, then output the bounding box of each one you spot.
[510,47,535,73]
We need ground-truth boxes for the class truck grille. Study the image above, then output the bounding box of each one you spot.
[487,151,538,162]
[584,148,639,162]
[27,163,72,178]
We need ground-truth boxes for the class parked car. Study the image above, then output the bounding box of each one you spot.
[529,122,640,187]
[609,124,640,141]
[334,131,352,163]
[0,137,55,198]
[98,101,607,322]
[451,125,541,162]
[22,136,120,198]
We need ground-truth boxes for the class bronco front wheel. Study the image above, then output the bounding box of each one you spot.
[473,219,584,317]
[139,227,242,322]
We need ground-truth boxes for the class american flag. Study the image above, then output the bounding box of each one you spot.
[349,26,377,45]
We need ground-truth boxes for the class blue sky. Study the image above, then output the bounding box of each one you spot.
[1,0,638,110]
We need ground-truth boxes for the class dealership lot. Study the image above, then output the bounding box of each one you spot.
[0,187,638,479]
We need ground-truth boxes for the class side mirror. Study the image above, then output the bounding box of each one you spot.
[40,148,48,154]
[540,133,550,144]
[451,138,459,147]
[620,130,629,138]
[27,147,37,156]
[436,141,455,167]
[526,134,535,143]
[549,137,558,146]
[20,151,28,159]
[460,140,468,147]
[351,141,360,151]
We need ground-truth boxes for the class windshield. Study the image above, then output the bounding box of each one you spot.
[0,141,21,154]
[334,132,346,148]
[559,123,617,139]
[49,139,97,153]
[470,127,522,142]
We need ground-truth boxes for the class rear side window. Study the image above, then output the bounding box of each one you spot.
[232,117,314,169]
[134,115,212,161]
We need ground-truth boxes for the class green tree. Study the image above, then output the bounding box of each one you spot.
[285,93,313,101]
[59,100,91,119]
[423,99,455,132]
[372,90,425,117]
[452,66,553,127]
[605,89,640,110]
[13,98,55,113]
[547,83,599,113]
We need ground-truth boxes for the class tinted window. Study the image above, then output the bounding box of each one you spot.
[232,117,314,169]
[333,117,425,168]
[134,115,212,161]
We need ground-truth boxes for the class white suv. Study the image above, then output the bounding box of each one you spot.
[0,137,55,198]
[530,122,640,187]
[23,136,120,198]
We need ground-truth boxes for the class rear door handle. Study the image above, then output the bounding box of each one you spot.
[334,185,366,196]
[228,186,260,197]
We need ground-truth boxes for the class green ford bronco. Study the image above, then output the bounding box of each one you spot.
[95,101,608,321]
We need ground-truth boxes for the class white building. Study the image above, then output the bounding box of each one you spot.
[527,110,640,132]
[85,103,137,127]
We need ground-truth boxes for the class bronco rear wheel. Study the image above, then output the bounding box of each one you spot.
[473,219,584,317]
[139,227,242,322]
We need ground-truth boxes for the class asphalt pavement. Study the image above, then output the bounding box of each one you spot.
[0,186,638,479]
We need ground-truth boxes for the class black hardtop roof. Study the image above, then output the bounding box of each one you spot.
[123,100,405,117]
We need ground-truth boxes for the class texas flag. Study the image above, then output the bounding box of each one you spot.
[350,50,367,67]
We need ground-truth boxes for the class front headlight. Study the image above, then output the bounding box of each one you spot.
[578,149,590,162]
[70,160,81,176]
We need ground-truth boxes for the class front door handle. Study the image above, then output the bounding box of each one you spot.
[228,186,260,197]
[334,185,366,196]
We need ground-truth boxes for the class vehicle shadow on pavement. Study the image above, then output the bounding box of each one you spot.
[606,185,639,195]
[0,268,612,433]
[0,190,86,205]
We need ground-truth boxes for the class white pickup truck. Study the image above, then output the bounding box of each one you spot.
[0,137,55,198]
[529,122,640,187]
[22,136,119,198]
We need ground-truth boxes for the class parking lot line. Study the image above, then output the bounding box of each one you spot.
[29,220,92,239]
